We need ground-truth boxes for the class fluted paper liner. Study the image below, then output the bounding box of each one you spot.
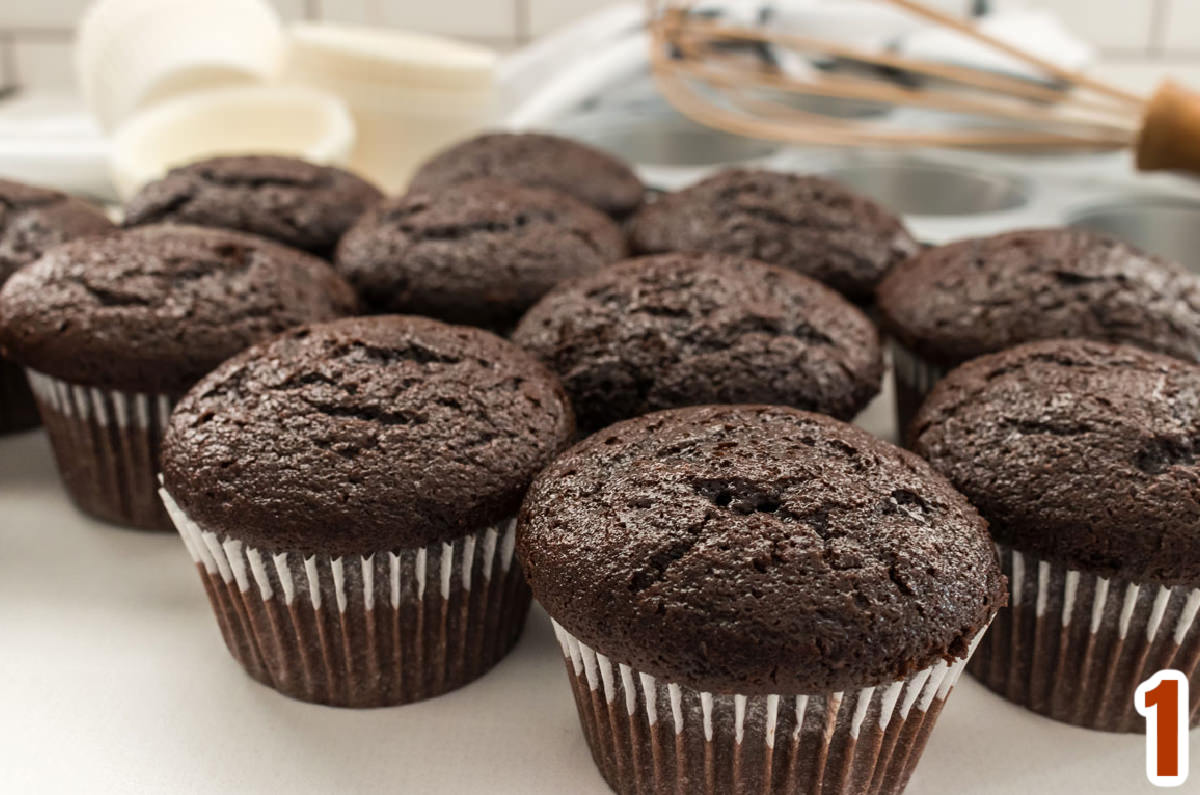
[890,342,946,441]
[552,621,984,795]
[970,545,1200,732]
[162,489,530,707]
[26,369,174,529]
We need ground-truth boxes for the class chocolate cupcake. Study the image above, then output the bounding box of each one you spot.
[335,178,626,330]
[0,225,357,529]
[512,253,882,434]
[627,169,919,303]
[160,315,574,706]
[519,405,1004,795]
[0,178,114,433]
[877,228,1200,435]
[408,132,645,218]
[910,338,1200,732]
[122,155,382,257]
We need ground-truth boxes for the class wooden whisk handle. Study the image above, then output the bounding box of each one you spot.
[1137,81,1200,175]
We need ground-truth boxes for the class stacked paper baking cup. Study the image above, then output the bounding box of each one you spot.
[283,24,497,192]
[108,84,356,199]
[77,0,285,130]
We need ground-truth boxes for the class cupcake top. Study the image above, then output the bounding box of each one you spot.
[627,169,919,303]
[407,132,645,218]
[163,315,574,555]
[335,178,626,329]
[122,155,382,256]
[0,225,357,394]
[877,228,1200,369]
[0,178,113,283]
[513,253,882,434]
[911,338,1200,587]
[518,405,1004,694]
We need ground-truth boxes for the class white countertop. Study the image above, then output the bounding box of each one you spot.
[0,387,1175,793]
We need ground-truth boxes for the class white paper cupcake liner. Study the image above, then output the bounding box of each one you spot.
[162,489,530,707]
[26,369,174,529]
[889,342,946,440]
[552,621,983,795]
[969,544,1200,732]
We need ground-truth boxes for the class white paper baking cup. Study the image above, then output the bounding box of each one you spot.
[282,22,496,191]
[552,621,983,795]
[890,340,947,439]
[25,369,173,529]
[77,0,285,130]
[109,83,356,199]
[969,545,1200,732]
[161,489,530,707]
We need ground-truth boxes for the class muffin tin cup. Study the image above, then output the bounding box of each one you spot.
[161,489,530,708]
[0,358,40,434]
[969,545,1200,733]
[551,621,984,795]
[25,369,174,530]
[889,342,947,442]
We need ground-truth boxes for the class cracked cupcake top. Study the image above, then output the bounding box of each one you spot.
[627,169,919,303]
[335,178,626,329]
[163,315,575,554]
[517,405,1004,694]
[122,155,382,256]
[408,132,645,218]
[876,228,1200,369]
[0,178,113,283]
[0,225,358,394]
[512,253,882,434]
[911,338,1200,586]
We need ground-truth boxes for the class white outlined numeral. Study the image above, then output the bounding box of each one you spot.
[1135,670,1190,788]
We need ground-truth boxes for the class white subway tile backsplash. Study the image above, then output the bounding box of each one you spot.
[267,0,309,22]
[1163,0,1200,52]
[3,0,1200,92]
[1038,0,1156,50]
[528,0,626,37]
[378,2,517,39]
[315,0,380,24]
[0,0,91,31]
[1090,60,1200,95]
[11,38,75,93]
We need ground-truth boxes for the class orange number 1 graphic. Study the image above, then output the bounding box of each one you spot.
[1136,670,1190,787]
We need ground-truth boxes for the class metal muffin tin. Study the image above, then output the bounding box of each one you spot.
[556,103,1200,247]
[1069,198,1200,274]
[823,159,1029,218]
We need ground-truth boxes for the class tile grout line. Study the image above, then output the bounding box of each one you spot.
[0,33,15,91]
[514,0,530,44]
[1149,0,1170,56]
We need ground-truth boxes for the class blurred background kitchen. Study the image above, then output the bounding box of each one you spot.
[3,0,1200,266]
[3,0,1196,95]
